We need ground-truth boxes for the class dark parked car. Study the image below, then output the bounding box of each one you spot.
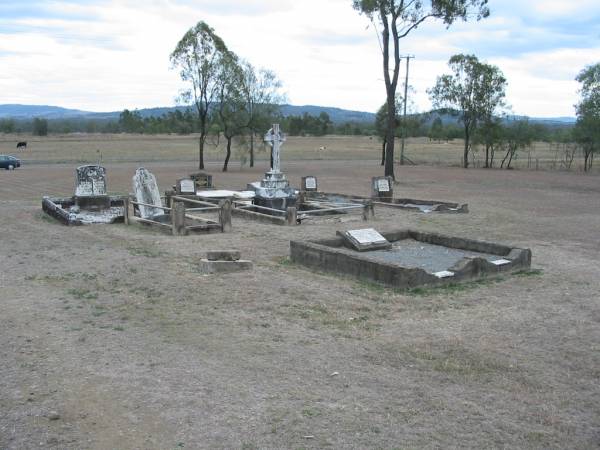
[0,155,21,170]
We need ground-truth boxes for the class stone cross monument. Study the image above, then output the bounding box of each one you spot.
[247,123,297,210]
[264,123,285,173]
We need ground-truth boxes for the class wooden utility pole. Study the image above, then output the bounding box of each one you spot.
[400,55,414,165]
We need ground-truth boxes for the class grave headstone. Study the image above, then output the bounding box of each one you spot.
[132,167,164,219]
[372,176,393,201]
[249,123,297,210]
[189,172,213,190]
[74,165,110,210]
[176,178,196,195]
[337,228,392,252]
[301,176,318,192]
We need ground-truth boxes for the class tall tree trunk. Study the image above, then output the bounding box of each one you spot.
[250,132,255,167]
[223,137,232,172]
[463,127,470,168]
[485,144,490,168]
[381,140,386,166]
[198,134,205,170]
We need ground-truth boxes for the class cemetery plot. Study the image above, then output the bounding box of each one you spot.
[42,165,125,225]
[128,167,229,235]
[290,229,531,290]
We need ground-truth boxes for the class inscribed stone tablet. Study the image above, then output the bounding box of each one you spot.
[348,228,387,245]
[179,179,195,193]
[377,179,390,192]
[305,177,317,190]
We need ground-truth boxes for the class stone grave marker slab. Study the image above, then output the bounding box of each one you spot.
[74,165,107,197]
[337,228,392,252]
[177,178,196,194]
[132,167,163,219]
[302,176,318,192]
[372,176,393,201]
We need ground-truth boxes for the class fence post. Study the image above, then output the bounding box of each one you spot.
[172,201,186,236]
[123,197,130,225]
[286,206,297,226]
[362,200,374,221]
[219,199,232,232]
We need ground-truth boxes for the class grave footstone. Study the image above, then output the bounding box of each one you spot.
[337,228,392,252]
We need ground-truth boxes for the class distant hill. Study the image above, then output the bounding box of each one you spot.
[0,104,88,119]
[0,103,575,126]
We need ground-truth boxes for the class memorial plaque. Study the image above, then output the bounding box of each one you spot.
[177,178,195,194]
[337,228,392,252]
[434,270,455,278]
[377,179,390,192]
[348,228,387,245]
[491,259,511,266]
[302,176,318,192]
[372,176,393,201]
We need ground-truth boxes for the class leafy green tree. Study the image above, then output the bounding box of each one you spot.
[574,63,600,171]
[119,109,144,133]
[473,116,503,167]
[429,117,444,142]
[353,0,489,179]
[428,54,507,168]
[32,117,48,136]
[241,62,285,167]
[499,119,533,169]
[170,21,229,169]
[0,118,15,133]
[215,51,248,172]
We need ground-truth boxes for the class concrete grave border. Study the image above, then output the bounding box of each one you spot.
[290,229,531,290]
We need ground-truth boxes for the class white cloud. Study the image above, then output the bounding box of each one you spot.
[0,0,598,117]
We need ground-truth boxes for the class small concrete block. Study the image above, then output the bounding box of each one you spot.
[206,250,241,261]
[199,259,252,274]
[337,228,392,252]
[434,270,455,278]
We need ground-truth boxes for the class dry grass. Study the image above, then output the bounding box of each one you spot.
[0,133,594,172]
[0,134,598,449]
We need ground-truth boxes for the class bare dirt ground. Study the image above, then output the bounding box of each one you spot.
[1,138,599,449]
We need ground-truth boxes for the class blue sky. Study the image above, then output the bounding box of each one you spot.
[0,0,599,117]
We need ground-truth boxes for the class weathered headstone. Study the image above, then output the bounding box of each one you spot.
[74,165,110,210]
[189,172,213,190]
[337,228,392,252]
[301,176,318,192]
[176,178,196,195]
[132,167,163,219]
[372,176,393,202]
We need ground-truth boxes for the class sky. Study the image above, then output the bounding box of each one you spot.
[0,0,599,117]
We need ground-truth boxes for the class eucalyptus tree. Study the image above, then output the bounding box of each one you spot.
[353,0,490,179]
[216,52,248,172]
[574,63,600,171]
[241,62,285,167]
[170,21,229,170]
[428,54,507,168]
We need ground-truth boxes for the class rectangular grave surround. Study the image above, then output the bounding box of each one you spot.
[290,229,532,290]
